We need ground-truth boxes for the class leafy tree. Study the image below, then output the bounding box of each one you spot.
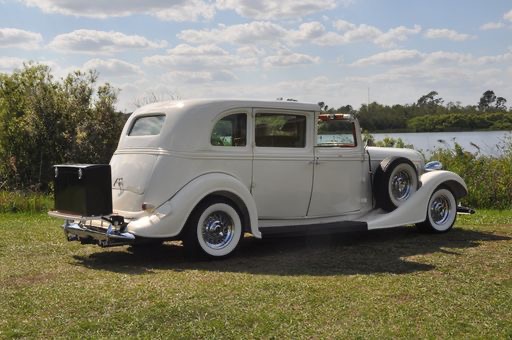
[417,91,443,107]
[478,90,497,112]
[0,63,125,191]
[495,96,507,111]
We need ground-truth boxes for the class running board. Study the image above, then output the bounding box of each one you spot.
[259,221,368,237]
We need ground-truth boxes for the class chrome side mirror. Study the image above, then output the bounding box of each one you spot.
[425,161,443,172]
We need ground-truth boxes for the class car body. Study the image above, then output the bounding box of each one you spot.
[49,99,469,258]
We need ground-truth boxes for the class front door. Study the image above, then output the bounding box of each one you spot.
[308,114,364,217]
[251,109,314,219]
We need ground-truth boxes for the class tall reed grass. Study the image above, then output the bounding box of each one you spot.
[0,191,53,213]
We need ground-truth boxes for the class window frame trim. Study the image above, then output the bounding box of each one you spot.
[209,108,251,150]
[253,110,310,149]
[316,120,358,148]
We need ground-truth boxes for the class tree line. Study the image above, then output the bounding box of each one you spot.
[329,90,512,132]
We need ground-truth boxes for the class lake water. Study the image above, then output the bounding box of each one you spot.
[372,130,512,157]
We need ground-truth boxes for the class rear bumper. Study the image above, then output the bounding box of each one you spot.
[49,211,136,247]
[457,205,476,215]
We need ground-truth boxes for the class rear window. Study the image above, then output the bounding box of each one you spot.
[129,115,165,136]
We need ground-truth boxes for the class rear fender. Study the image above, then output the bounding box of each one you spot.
[126,172,260,238]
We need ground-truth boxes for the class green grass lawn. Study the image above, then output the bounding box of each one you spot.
[1,211,511,338]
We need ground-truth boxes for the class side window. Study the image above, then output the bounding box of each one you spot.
[211,113,247,147]
[129,115,165,136]
[255,113,306,148]
[317,117,357,147]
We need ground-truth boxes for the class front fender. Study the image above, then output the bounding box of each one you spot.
[366,170,467,230]
[126,172,260,239]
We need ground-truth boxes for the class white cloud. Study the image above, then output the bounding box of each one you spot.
[237,46,266,57]
[178,21,287,45]
[21,0,215,21]
[333,19,356,32]
[352,49,512,68]
[423,51,472,65]
[150,0,215,22]
[292,22,327,40]
[475,52,512,65]
[264,49,320,68]
[165,44,229,56]
[314,22,421,48]
[424,28,475,41]
[163,70,237,83]
[179,20,421,48]
[0,57,25,71]
[352,49,422,66]
[82,58,143,78]
[0,28,42,49]
[216,0,337,20]
[480,22,505,30]
[504,9,512,21]
[374,25,422,48]
[48,29,166,54]
[143,44,258,70]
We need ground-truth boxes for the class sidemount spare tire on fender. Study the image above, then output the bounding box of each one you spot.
[374,157,419,212]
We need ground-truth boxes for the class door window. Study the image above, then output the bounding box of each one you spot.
[255,113,306,148]
[211,113,247,147]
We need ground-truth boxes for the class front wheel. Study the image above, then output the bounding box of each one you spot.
[183,198,243,259]
[416,187,457,233]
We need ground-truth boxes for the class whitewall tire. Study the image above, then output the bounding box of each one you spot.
[416,188,457,233]
[184,198,243,258]
[375,157,419,211]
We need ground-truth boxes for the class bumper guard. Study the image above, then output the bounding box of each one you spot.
[49,211,135,247]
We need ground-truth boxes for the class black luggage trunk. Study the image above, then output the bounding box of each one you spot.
[53,164,113,216]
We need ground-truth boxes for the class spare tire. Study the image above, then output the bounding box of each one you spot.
[374,157,419,211]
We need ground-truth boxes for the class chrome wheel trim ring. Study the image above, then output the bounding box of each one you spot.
[430,195,451,226]
[201,211,235,250]
[390,169,413,202]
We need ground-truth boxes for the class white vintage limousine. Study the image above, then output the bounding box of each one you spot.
[49,99,471,258]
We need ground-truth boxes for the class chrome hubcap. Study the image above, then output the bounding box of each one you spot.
[201,211,234,250]
[430,195,451,225]
[391,170,412,201]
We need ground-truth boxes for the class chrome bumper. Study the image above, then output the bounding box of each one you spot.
[49,211,136,247]
[63,220,136,247]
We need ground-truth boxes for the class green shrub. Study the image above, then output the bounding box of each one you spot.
[430,140,512,209]
[0,191,53,213]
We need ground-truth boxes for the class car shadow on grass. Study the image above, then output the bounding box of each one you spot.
[71,226,510,276]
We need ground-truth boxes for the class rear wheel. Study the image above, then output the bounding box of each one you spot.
[416,187,457,233]
[183,198,242,259]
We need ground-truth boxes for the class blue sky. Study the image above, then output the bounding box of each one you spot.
[0,0,511,112]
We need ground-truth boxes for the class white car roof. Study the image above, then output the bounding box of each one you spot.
[118,99,321,152]
[134,98,320,116]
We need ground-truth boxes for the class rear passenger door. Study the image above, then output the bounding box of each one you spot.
[251,109,314,219]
